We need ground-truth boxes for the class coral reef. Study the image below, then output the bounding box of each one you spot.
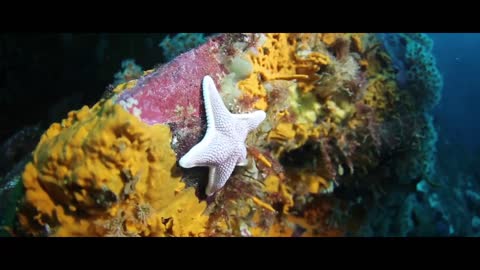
[8,33,443,237]
[345,33,444,236]
[18,99,207,236]
[377,33,443,110]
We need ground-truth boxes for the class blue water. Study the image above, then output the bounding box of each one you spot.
[431,33,480,152]
[421,34,480,236]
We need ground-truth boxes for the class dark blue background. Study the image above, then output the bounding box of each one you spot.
[431,33,480,154]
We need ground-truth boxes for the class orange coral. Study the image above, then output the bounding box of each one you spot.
[322,33,338,46]
[20,99,207,236]
[351,34,364,53]
[236,33,330,110]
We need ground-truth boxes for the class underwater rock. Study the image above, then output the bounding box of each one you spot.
[466,190,480,204]
[0,156,29,236]
[116,35,227,157]
[466,190,480,209]
[416,180,429,193]
[472,216,480,231]
[8,33,444,237]
[0,124,43,178]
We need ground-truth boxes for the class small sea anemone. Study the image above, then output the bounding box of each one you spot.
[332,55,360,85]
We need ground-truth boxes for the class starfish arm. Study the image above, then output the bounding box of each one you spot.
[203,75,233,129]
[205,156,238,196]
[236,144,248,166]
[236,157,249,166]
[180,76,267,196]
[178,130,216,168]
[232,110,267,132]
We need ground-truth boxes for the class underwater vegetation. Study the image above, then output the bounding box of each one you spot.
[0,33,444,236]
[159,33,207,62]
[113,59,144,86]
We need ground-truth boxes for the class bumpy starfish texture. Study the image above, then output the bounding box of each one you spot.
[179,75,266,196]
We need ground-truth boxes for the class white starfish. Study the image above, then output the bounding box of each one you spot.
[179,75,266,196]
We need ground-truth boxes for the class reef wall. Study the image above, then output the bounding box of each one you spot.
[1,33,442,236]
